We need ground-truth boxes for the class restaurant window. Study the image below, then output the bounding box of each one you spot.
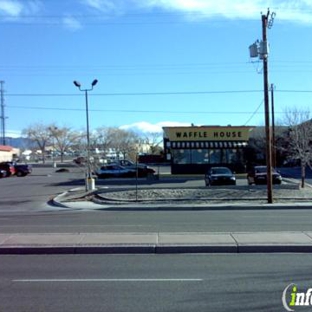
[209,149,221,164]
[172,149,191,164]
[191,149,207,164]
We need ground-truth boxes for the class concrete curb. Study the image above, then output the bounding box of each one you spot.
[2,232,312,254]
[52,192,312,211]
[50,177,312,210]
[3,244,312,255]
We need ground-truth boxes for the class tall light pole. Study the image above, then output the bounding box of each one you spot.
[73,79,98,191]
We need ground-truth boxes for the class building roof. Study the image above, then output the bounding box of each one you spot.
[0,145,13,152]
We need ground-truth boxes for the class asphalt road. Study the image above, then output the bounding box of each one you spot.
[2,209,312,233]
[1,253,311,312]
[1,166,312,233]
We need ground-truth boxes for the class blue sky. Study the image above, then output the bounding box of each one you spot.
[1,0,312,137]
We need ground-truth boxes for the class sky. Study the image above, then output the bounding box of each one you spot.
[1,0,312,137]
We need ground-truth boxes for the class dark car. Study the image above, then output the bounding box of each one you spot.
[0,162,16,176]
[205,166,236,186]
[114,160,155,177]
[95,164,136,179]
[247,166,282,185]
[13,163,32,177]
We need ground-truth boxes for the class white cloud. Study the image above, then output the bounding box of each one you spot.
[139,0,312,22]
[0,0,23,16]
[6,130,22,138]
[81,0,312,24]
[0,0,42,18]
[81,0,125,13]
[120,121,192,133]
[62,16,83,30]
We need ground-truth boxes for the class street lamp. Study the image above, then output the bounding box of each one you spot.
[73,79,98,191]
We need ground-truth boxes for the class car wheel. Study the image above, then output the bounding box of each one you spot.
[16,171,24,177]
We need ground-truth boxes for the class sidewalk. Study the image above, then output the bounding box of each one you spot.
[2,232,312,254]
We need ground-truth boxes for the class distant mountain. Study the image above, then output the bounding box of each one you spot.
[4,137,37,149]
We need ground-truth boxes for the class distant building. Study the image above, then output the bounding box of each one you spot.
[163,126,254,174]
[0,145,20,162]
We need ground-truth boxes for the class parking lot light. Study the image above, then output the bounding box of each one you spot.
[73,79,98,191]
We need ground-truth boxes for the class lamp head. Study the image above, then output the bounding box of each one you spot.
[73,81,81,88]
[91,79,98,87]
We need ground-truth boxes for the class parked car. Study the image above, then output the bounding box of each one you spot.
[13,163,32,177]
[247,166,282,185]
[113,160,155,177]
[96,164,136,179]
[205,167,236,186]
[73,157,86,165]
[0,162,16,176]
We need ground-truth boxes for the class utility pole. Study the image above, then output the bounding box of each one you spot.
[262,11,273,203]
[249,9,275,203]
[271,83,276,168]
[0,81,6,146]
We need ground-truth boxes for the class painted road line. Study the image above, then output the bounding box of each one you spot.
[13,278,203,282]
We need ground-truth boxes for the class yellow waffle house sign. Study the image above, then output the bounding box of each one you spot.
[163,126,253,142]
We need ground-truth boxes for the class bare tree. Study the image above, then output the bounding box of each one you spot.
[48,125,82,162]
[22,123,52,163]
[143,132,163,154]
[281,107,312,188]
[94,127,141,160]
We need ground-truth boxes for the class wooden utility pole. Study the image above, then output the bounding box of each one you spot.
[0,81,6,145]
[262,11,273,203]
[271,84,276,168]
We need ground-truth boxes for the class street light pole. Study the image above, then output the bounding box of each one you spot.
[73,79,98,191]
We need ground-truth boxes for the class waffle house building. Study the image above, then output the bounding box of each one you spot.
[163,126,254,174]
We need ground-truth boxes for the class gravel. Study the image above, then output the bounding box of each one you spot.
[94,185,312,205]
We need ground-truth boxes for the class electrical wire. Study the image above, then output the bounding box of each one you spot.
[5,89,312,97]
[7,104,283,116]
[244,99,264,125]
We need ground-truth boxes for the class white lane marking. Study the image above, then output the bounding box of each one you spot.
[13,278,203,283]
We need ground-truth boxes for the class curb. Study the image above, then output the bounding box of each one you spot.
[51,192,312,211]
[2,244,312,255]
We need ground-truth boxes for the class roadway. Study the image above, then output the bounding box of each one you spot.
[0,166,312,233]
[1,253,311,312]
[1,165,312,312]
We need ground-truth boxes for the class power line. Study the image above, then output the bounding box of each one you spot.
[244,99,264,125]
[5,89,312,97]
[7,104,284,115]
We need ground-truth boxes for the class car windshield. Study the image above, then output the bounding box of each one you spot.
[255,167,267,173]
[212,168,231,174]
[255,167,277,173]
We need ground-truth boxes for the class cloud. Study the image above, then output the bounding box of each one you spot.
[139,0,312,22]
[120,121,192,134]
[6,129,22,138]
[81,0,125,13]
[0,0,42,18]
[62,16,83,30]
[0,0,23,16]
[81,0,312,24]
